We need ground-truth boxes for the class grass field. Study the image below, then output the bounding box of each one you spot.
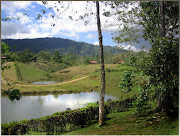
[18,62,50,83]
[1,62,120,94]
[1,62,147,97]
[1,62,18,83]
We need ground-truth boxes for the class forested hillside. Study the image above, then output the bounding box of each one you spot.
[1,37,126,56]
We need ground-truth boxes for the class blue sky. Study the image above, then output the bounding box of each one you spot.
[1,1,151,51]
[1,1,118,46]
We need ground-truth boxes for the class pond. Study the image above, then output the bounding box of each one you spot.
[1,91,118,124]
[31,81,59,85]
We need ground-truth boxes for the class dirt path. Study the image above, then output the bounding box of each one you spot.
[1,62,89,86]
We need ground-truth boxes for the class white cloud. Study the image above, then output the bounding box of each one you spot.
[93,41,99,45]
[116,44,140,52]
[1,22,30,38]
[35,1,98,33]
[1,1,33,12]
[15,12,33,24]
[86,34,97,39]
[1,1,109,39]
[60,32,79,39]
[1,21,54,39]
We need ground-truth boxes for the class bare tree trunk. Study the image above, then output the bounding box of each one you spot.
[96,1,106,125]
[157,1,166,112]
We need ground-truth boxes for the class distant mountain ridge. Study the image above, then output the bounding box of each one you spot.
[1,37,126,56]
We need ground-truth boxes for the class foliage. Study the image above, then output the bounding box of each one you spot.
[135,83,150,116]
[3,89,22,101]
[119,70,134,93]
[2,79,22,101]
[109,1,179,114]
[139,1,179,43]
[125,55,137,66]
[52,51,62,63]
[10,49,36,62]
[148,37,178,113]
[1,41,10,56]
[1,65,10,71]
[37,51,51,62]
[1,42,11,67]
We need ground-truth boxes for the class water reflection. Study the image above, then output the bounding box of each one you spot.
[1,91,118,124]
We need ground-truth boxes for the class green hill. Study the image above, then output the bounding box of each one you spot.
[1,37,126,56]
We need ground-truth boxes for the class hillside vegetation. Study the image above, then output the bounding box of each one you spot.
[1,37,126,56]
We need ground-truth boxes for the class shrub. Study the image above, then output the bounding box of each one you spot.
[119,70,134,93]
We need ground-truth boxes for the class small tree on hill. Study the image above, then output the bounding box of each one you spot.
[52,51,62,63]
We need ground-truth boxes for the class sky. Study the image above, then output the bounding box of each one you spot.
[1,1,151,51]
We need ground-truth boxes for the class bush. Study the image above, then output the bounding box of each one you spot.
[119,70,134,93]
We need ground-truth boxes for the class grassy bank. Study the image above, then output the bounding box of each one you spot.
[63,109,178,135]
[24,108,178,135]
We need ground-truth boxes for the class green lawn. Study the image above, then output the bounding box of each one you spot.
[64,109,179,135]
[1,62,18,83]
[18,62,50,83]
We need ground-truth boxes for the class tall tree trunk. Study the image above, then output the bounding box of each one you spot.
[96,1,106,125]
[157,1,166,112]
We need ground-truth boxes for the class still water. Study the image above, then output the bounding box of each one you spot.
[31,81,59,85]
[1,91,118,124]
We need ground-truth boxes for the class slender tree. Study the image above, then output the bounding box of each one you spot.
[96,1,106,125]
[156,1,165,112]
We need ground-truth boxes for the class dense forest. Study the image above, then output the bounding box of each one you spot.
[1,37,126,56]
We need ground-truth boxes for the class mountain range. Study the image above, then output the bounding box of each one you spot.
[1,37,126,56]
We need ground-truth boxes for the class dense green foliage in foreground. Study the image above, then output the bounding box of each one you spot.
[111,1,179,115]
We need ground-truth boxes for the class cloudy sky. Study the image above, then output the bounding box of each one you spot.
[1,1,150,51]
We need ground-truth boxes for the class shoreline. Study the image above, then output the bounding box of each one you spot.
[1,88,94,96]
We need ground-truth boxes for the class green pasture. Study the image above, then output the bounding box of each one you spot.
[1,62,149,97]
